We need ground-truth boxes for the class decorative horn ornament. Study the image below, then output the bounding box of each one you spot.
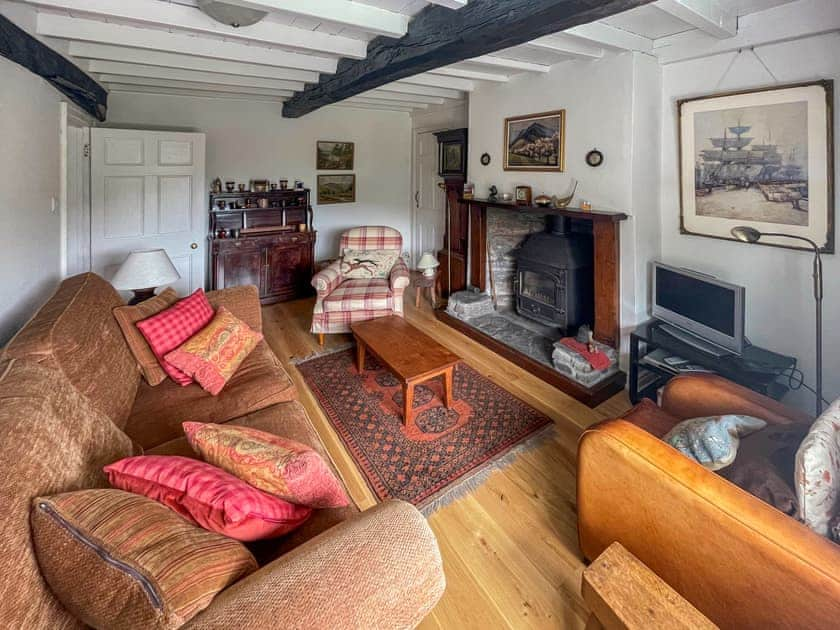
[551,179,578,209]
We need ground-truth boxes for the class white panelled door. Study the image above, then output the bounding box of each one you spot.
[90,129,206,296]
[412,131,445,268]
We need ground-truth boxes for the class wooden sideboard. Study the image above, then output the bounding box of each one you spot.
[208,187,315,304]
[211,231,315,304]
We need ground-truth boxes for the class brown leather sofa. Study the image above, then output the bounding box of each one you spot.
[578,374,840,629]
[0,273,444,629]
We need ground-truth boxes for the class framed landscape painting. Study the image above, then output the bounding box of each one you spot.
[503,110,565,172]
[317,174,356,204]
[679,80,834,252]
[317,141,354,170]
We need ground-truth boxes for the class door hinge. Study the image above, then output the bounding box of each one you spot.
[83,143,90,158]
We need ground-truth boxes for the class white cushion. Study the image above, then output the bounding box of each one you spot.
[795,400,840,536]
[340,249,399,279]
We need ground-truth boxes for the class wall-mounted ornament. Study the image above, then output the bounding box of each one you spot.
[585,149,604,167]
[480,152,491,166]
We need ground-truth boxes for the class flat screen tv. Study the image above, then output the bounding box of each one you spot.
[651,262,745,355]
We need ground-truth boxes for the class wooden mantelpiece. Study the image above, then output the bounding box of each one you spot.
[454,198,628,348]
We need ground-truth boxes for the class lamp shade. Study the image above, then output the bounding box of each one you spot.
[417,252,440,270]
[111,249,180,291]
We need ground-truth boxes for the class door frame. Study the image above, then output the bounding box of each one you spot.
[60,102,93,277]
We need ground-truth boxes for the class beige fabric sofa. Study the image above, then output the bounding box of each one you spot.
[0,273,444,629]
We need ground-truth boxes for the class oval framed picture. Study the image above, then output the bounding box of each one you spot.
[585,149,604,167]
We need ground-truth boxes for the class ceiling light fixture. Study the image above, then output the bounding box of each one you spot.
[197,1,267,28]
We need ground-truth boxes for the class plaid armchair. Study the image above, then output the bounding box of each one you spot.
[311,226,410,342]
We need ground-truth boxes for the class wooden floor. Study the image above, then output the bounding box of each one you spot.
[262,295,631,630]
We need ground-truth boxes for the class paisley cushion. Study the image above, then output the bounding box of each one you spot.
[183,422,349,509]
[340,249,399,279]
[663,414,767,471]
[165,307,262,396]
[795,399,840,537]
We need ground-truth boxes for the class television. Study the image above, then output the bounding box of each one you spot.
[651,262,745,355]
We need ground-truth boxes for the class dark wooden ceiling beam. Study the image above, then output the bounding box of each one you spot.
[282,0,654,118]
[0,14,107,121]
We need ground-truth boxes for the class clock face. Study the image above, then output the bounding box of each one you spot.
[586,149,604,167]
[516,188,526,200]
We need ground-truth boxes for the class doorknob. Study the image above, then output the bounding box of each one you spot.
[190,242,198,250]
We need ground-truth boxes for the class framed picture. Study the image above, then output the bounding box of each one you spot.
[679,80,834,252]
[317,141,354,170]
[317,174,356,204]
[503,110,565,172]
[434,128,468,177]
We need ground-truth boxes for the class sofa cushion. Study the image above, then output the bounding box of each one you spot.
[663,415,767,471]
[32,489,257,630]
[796,399,840,537]
[322,278,393,313]
[2,273,140,428]
[113,288,179,386]
[136,289,216,386]
[165,307,262,396]
[105,456,312,541]
[183,421,349,508]
[0,358,136,629]
[147,401,359,565]
[125,341,297,449]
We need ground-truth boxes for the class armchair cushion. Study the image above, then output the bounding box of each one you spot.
[322,279,393,313]
[340,249,399,279]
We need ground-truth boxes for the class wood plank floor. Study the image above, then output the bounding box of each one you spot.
[262,296,631,629]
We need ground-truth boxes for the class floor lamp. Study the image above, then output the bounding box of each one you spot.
[730,226,823,417]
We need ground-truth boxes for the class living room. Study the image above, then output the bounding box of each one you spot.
[1,0,838,628]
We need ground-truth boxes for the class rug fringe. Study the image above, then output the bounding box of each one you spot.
[418,424,556,517]
[291,342,355,365]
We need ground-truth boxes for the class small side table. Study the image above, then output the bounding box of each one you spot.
[411,270,439,309]
[582,542,717,629]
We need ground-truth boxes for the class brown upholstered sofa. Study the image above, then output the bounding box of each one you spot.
[577,374,840,629]
[0,273,444,629]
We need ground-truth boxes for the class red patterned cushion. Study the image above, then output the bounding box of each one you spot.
[183,422,349,509]
[136,289,215,386]
[104,456,312,541]
[164,307,262,396]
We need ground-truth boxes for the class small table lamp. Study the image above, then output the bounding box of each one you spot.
[111,249,181,305]
[417,252,440,278]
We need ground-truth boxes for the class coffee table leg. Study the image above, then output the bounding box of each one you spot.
[355,337,366,373]
[443,368,453,408]
[403,382,414,427]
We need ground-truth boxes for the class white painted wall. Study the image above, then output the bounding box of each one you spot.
[467,52,662,352]
[659,32,840,410]
[105,95,413,260]
[0,1,64,344]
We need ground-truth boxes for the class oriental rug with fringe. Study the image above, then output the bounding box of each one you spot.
[297,348,553,514]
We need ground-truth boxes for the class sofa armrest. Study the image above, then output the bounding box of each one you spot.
[311,261,343,302]
[185,500,445,630]
[660,373,812,426]
[577,419,840,629]
[389,258,410,293]
[206,285,262,332]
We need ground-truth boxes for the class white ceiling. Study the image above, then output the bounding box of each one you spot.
[10,0,829,113]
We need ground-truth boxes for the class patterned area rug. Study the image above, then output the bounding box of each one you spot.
[298,348,553,513]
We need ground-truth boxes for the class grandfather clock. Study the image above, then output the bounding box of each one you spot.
[434,129,468,299]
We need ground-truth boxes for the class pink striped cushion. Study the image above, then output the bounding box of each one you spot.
[104,456,312,541]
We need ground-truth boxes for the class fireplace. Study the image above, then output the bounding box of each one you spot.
[514,215,594,331]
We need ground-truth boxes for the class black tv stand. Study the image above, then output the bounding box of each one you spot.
[629,319,796,404]
[657,322,735,358]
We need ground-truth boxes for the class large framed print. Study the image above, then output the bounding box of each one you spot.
[679,80,834,253]
[503,110,565,172]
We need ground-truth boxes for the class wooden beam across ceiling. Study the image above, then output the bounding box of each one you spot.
[282,0,655,118]
[0,13,107,120]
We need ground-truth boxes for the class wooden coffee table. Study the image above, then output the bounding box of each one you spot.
[351,316,460,429]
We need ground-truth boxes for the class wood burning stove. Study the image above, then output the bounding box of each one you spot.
[514,215,594,331]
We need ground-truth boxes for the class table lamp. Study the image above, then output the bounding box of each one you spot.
[417,252,440,278]
[111,249,181,305]
[730,226,823,416]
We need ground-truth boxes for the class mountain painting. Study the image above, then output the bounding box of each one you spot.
[317,141,354,170]
[504,110,565,172]
[317,174,356,204]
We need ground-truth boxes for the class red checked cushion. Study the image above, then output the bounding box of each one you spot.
[183,422,349,509]
[136,289,215,386]
[104,456,312,541]
[164,307,262,396]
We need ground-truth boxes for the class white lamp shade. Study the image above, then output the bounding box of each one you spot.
[417,252,440,270]
[111,249,181,290]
